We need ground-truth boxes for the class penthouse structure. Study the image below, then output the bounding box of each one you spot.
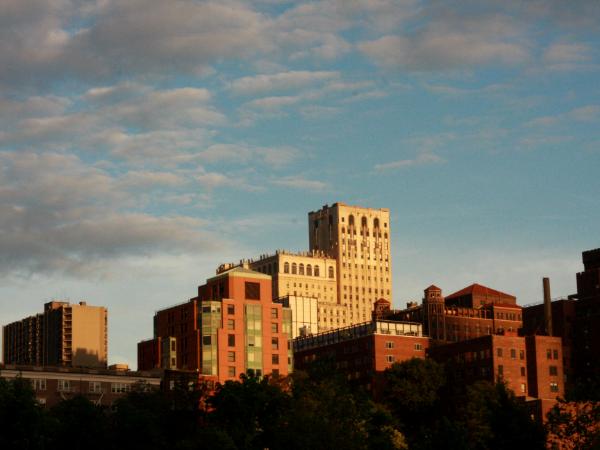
[138,264,292,382]
[3,301,108,369]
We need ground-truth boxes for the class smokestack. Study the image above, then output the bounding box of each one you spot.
[543,277,553,336]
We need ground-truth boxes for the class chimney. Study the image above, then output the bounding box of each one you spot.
[543,277,553,336]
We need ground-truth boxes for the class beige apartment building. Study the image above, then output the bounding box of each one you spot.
[249,250,348,331]
[3,301,108,368]
[309,203,392,326]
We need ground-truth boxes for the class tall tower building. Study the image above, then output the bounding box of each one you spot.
[3,301,108,368]
[308,203,392,325]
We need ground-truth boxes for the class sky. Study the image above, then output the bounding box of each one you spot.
[1,0,599,368]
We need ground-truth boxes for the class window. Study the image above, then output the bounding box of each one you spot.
[385,355,395,363]
[385,341,394,349]
[520,383,526,393]
[299,263,304,275]
[520,367,526,376]
[227,351,235,363]
[89,382,102,393]
[272,354,279,365]
[553,349,559,360]
[57,380,71,392]
[171,340,176,351]
[498,365,504,376]
[497,348,503,357]
[271,308,278,319]
[227,319,235,330]
[111,383,131,394]
[271,323,278,333]
[271,337,279,350]
[306,264,312,276]
[228,367,236,378]
[314,266,320,277]
[32,379,46,391]
[549,366,558,376]
[284,262,290,274]
[292,263,297,274]
[328,267,334,279]
[414,343,423,351]
[550,382,559,393]
[547,349,552,359]
[510,349,516,359]
[228,334,235,347]
[202,336,212,345]
[227,304,235,315]
[519,350,525,360]
[245,282,260,300]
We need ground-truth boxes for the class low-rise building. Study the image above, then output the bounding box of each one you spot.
[0,364,160,408]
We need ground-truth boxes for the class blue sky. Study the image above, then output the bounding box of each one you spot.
[1,0,599,368]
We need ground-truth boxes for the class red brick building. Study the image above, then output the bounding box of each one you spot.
[293,319,428,397]
[138,264,293,383]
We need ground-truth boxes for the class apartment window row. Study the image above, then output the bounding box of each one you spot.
[546,349,559,360]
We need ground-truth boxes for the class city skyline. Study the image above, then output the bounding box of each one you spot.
[1,1,599,367]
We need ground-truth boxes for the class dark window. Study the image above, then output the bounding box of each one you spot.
[227,304,235,315]
[284,262,290,273]
[550,382,559,393]
[520,367,526,376]
[553,349,559,360]
[272,354,279,365]
[228,334,235,347]
[328,267,334,279]
[510,349,516,359]
[245,282,260,300]
[202,336,211,346]
[271,323,278,333]
[519,350,525,360]
[227,319,235,330]
[547,349,552,359]
[497,348,503,357]
[549,366,558,376]
[272,337,279,350]
[314,266,320,277]
[271,308,278,319]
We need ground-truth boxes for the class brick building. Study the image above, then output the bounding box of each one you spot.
[293,319,428,397]
[384,284,522,344]
[3,301,108,368]
[137,264,293,383]
[0,364,160,408]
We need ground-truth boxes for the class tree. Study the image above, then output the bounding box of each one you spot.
[0,376,46,450]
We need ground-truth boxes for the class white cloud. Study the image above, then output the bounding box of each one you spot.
[374,152,445,171]
[270,175,327,191]
[0,151,221,278]
[229,70,339,95]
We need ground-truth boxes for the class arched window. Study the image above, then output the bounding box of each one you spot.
[374,218,380,229]
[299,263,305,275]
[314,265,320,277]
[361,216,367,228]
[306,264,312,276]
[292,263,297,274]
[348,215,355,226]
[284,262,290,274]
[328,266,334,279]
[341,227,345,234]
[384,232,388,239]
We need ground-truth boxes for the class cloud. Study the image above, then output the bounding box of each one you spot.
[229,70,339,95]
[270,175,327,191]
[0,151,220,278]
[198,143,300,167]
[358,11,529,70]
[526,105,600,127]
[374,152,445,171]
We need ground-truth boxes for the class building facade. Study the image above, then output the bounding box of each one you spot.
[3,301,108,368]
[308,203,392,326]
[248,251,342,331]
[293,319,428,397]
[138,264,292,383]
[0,364,160,408]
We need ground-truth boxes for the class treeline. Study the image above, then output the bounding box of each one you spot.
[1,358,590,450]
